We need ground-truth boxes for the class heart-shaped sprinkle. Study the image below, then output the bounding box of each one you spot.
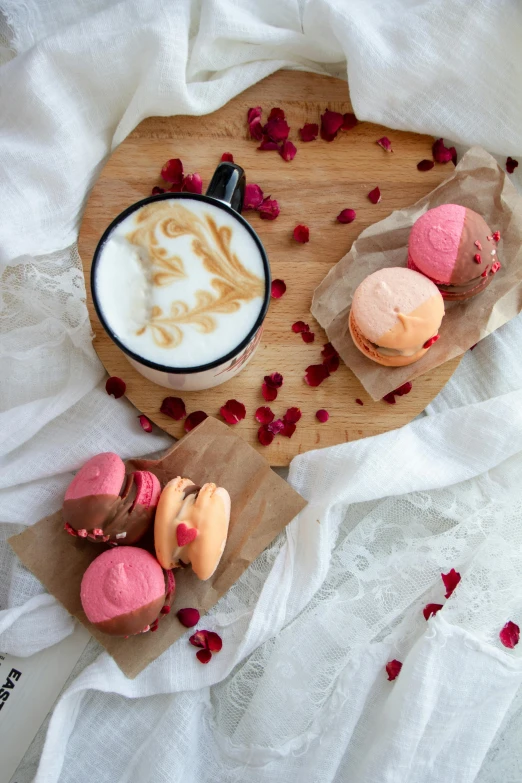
[177,523,198,547]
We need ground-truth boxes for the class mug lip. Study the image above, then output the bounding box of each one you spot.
[90,191,271,375]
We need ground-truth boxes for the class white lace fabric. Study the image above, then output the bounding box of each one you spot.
[1,1,522,782]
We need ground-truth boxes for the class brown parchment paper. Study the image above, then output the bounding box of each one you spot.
[312,147,522,400]
[9,417,306,679]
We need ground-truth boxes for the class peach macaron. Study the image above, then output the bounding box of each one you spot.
[349,267,444,367]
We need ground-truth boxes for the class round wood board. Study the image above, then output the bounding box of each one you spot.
[78,70,460,466]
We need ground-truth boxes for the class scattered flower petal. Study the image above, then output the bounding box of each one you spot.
[304,364,330,386]
[206,631,223,652]
[250,118,264,141]
[182,173,203,194]
[417,160,434,171]
[283,407,302,424]
[152,186,165,195]
[258,425,275,446]
[271,279,286,298]
[189,630,208,648]
[244,183,264,210]
[255,406,275,424]
[281,422,296,438]
[247,107,262,124]
[258,137,280,151]
[321,342,339,360]
[261,383,277,402]
[161,158,184,184]
[382,381,413,404]
[184,411,208,432]
[432,138,456,164]
[299,123,319,142]
[268,418,285,435]
[423,334,440,349]
[268,107,285,122]
[258,197,280,220]
[423,603,443,620]
[499,621,520,649]
[355,398,364,406]
[196,649,212,664]
[337,208,356,224]
[506,157,519,174]
[292,321,310,333]
[316,409,329,422]
[220,399,246,425]
[280,140,297,162]
[341,113,358,131]
[324,355,339,373]
[386,660,402,681]
[382,392,396,405]
[377,136,393,152]
[221,152,234,162]
[177,608,200,628]
[441,568,461,599]
[368,186,381,204]
[320,109,344,141]
[105,376,126,399]
[160,396,186,420]
[265,118,290,142]
[265,372,283,388]
[138,414,152,432]
[302,331,315,343]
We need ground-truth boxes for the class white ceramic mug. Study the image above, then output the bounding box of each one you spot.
[91,162,271,390]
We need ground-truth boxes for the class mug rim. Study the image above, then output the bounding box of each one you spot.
[90,192,271,375]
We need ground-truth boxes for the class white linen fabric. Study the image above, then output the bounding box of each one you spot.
[1,1,522,781]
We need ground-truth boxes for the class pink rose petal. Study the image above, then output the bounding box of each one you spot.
[337,208,356,224]
[265,118,290,142]
[376,136,393,152]
[220,399,246,425]
[161,158,184,184]
[293,224,310,243]
[261,383,277,402]
[368,187,381,204]
[271,279,286,298]
[267,418,284,435]
[441,568,461,599]
[182,173,203,194]
[138,415,152,432]
[432,138,456,164]
[316,409,329,423]
[499,620,520,648]
[268,107,285,122]
[177,608,200,628]
[255,406,275,424]
[299,123,319,142]
[258,197,280,220]
[385,660,402,681]
[244,183,264,210]
[280,140,297,162]
[247,107,262,124]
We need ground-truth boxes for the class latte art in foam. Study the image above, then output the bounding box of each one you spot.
[95,198,266,368]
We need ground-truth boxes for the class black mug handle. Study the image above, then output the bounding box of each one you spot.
[205,162,245,213]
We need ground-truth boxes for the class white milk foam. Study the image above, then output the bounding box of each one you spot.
[95,198,266,368]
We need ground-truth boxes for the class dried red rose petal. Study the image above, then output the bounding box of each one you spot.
[382,392,396,404]
[182,173,203,194]
[250,118,264,141]
[304,364,330,386]
[160,396,186,420]
[221,152,234,162]
[152,186,166,195]
[368,187,381,204]
[265,372,283,388]
[377,136,393,152]
[492,231,501,242]
[184,411,208,432]
[138,414,152,432]
[177,608,200,628]
[268,107,285,121]
[506,157,519,174]
[255,406,275,424]
[196,649,212,664]
[258,197,280,220]
[302,331,315,343]
[268,419,285,435]
[321,342,339,360]
[280,140,297,162]
[316,409,329,423]
[265,118,290,142]
[283,407,301,424]
[441,568,461,599]
[417,160,434,171]
[341,113,358,131]
[248,107,262,124]
[337,208,356,224]
[423,334,440,349]
[271,279,286,298]
[386,660,402,681]
[499,620,520,649]
[206,631,223,652]
[432,138,456,164]
[243,183,264,210]
[189,630,208,648]
[258,425,275,446]
[320,109,344,141]
[299,123,319,142]
[161,158,184,184]
[423,603,443,620]
[105,376,126,399]
[281,422,296,438]
[220,399,246,425]
[292,321,310,333]
[394,382,413,396]
[324,355,339,373]
[355,398,364,406]
[261,383,277,402]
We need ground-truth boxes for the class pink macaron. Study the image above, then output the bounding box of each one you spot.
[63,452,161,544]
[349,267,445,366]
[408,204,501,301]
[80,546,175,636]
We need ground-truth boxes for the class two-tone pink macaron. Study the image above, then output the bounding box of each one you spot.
[408,204,501,301]
[80,546,175,636]
[63,452,161,544]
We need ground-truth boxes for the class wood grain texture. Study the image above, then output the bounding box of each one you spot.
[78,70,460,466]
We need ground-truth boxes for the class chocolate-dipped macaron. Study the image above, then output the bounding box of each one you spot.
[63,452,161,544]
[80,546,175,636]
[408,204,501,301]
[349,267,444,367]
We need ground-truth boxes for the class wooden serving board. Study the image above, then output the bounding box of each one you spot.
[79,70,460,466]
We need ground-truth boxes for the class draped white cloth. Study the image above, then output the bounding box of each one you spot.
[1,1,522,781]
